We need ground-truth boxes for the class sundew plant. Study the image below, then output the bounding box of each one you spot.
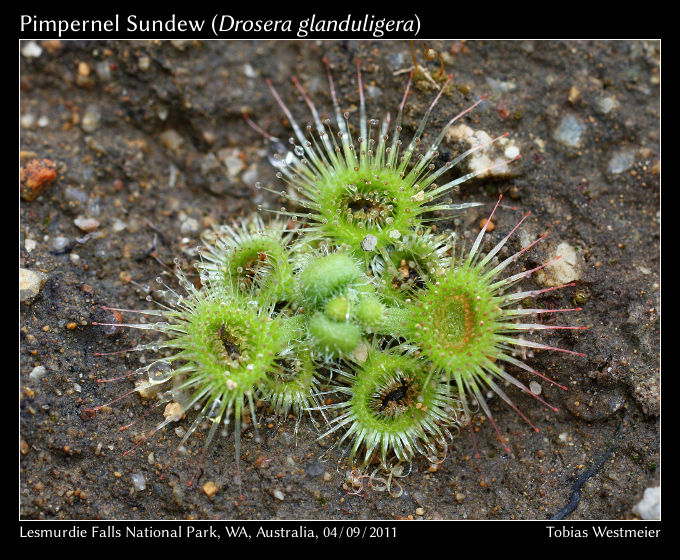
[91,51,583,494]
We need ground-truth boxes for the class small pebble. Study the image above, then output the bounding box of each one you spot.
[360,234,378,252]
[242,166,258,186]
[568,86,581,104]
[352,342,369,363]
[180,217,199,234]
[323,472,332,482]
[243,63,256,79]
[81,104,101,133]
[164,402,184,422]
[596,96,618,114]
[21,114,36,128]
[138,56,151,71]
[171,40,189,51]
[608,149,636,174]
[305,461,325,477]
[272,489,285,501]
[29,366,46,380]
[486,77,516,93]
[536,242,581,287]
[76,62,92,87]
[387,51,405,70]
[168,164,178,187]
[21,41,43,58]
[50,236,70,252]
[94,61,112,81]
[131,473,147,491]
[632,486,660,520]
[504,145,520,159]
[112,219,127,232]
[553,114,586,147]
[74,216,100,232]
[20,268,48,302]
[202,481,218,498]
[20,158,57,201]
[218,148,245,178]
[65,186,89,203]
[479,218,495,232]
[446,124,520,178]
[529,381,542,395]
[366,85,382,99]
[24,239,37,253]
[77,62,90,77]
[160,129,184,152]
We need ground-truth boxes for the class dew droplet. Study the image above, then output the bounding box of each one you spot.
[148,360,173,384]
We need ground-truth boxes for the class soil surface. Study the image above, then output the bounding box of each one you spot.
[20,40,660,520]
